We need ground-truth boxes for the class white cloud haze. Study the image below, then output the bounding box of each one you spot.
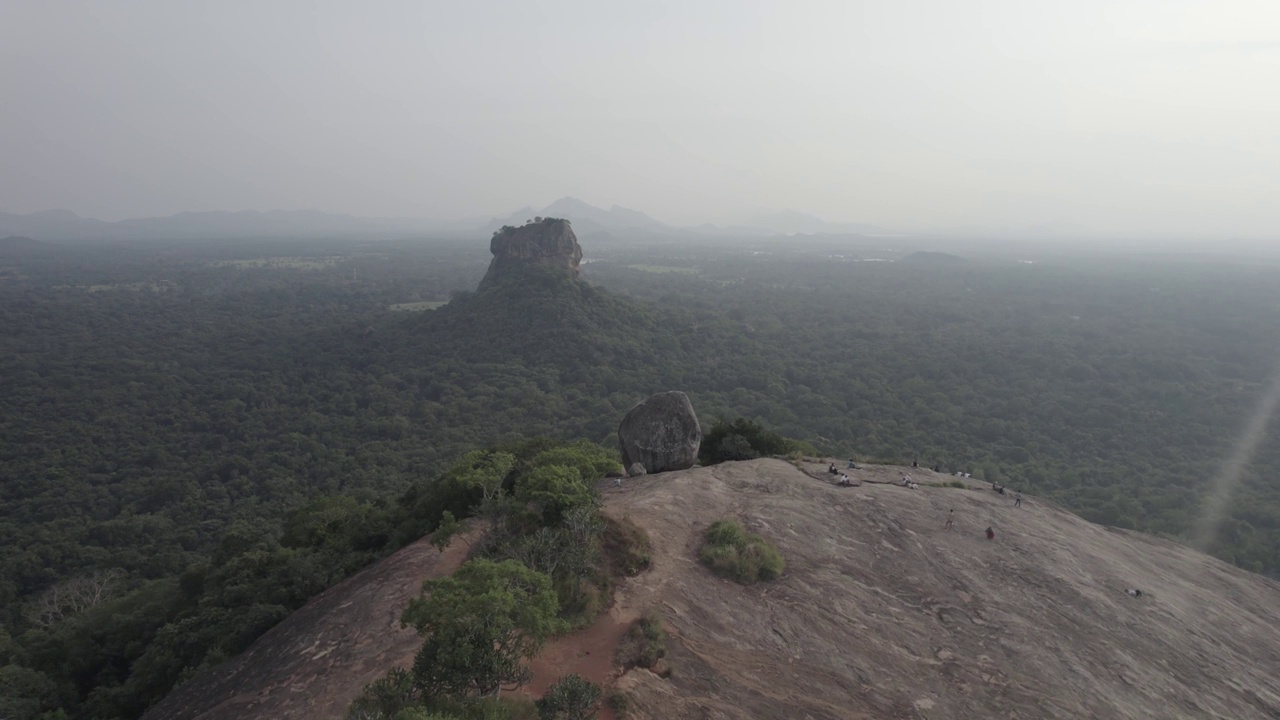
[2,0,1278,238]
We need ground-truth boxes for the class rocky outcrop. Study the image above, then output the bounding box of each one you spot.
[139,529,481,720]
[618,391,701,474]
[479,218,582,289]
[608,459,1280,720]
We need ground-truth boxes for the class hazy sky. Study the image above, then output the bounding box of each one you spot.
[2,1,1278,236]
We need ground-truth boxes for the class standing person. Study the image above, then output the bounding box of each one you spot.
[985,526,995,540]
[945,509,954,530]
[1014,492,1022,508]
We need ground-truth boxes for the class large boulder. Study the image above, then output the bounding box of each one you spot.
[479,218,582,289]
[618,391,702,474]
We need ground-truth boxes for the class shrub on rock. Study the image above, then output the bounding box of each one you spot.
[698,519,784,584]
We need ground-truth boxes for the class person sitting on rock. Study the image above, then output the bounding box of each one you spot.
[838,474,853,487]
[829,463,838,474]
[985,526,995,540]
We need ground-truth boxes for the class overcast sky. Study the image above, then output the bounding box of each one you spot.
[2,1,1278,237]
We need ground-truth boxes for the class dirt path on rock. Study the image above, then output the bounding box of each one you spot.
[520,609,633,720]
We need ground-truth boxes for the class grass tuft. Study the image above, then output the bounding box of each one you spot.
[698,519,784,584]
[615,609,667,670]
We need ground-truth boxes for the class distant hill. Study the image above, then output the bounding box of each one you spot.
[3,202,895,243]
[480,196,670,237]
[0,209,470,242]
[401,260,685,380]
[0,235,54,255]
[145,458,1280,719]
[742,209,887,236]
[680,209,890,237]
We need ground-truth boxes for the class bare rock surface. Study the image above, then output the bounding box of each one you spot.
[140,529,479,720]
[617,391,702,474]
[142,460,1280,720]
[602,459,1280,720]
[479,217,582,289]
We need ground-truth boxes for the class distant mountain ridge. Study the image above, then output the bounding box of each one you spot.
[0,235,54,255]
[0,209,480,242]
[3,200,894,243]
[480,197,893,238]
[479,196,670,237]
[737,209,888,236]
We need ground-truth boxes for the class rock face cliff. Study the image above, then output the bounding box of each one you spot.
[479,218,582,289]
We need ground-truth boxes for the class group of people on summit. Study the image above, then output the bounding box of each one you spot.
[825,459,1025,542]
[823,458,1147,600]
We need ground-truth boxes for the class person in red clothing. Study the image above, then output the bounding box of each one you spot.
[985,526,995,540]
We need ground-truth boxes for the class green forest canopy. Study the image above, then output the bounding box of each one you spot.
[1,234,1278,719]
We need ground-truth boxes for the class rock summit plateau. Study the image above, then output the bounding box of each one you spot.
[479,218,582,289]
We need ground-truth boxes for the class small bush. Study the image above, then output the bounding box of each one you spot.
[615,610,667,670]
[347,668,417,719]
[703,519,747,548]
[698,519,784,584]
[604,691,629,717]
[602,515,652,577]
[699,418,816,465]
[556,579,605,631]
[536,674,601,720]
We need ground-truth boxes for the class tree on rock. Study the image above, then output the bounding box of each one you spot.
[536,673,601,720]
[698,417,813,466]
[401,559,564,701]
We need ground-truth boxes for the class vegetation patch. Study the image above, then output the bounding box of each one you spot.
[389,301,448,311]
[601,515,652,578]
[699,418,815,466]
[698,519,784,584]
[534,673,601,720]
[625,264,696,274]
[604,691,630,718]
[208,256,341,270]
[615,610,668,671]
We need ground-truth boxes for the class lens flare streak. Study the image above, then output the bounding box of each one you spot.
[1191,364,1280,552]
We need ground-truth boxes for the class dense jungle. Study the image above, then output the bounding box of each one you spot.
[1,231,1278,719]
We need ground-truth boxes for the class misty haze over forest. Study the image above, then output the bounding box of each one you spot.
[4,3,1280,720]
[3,1,1279,244]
